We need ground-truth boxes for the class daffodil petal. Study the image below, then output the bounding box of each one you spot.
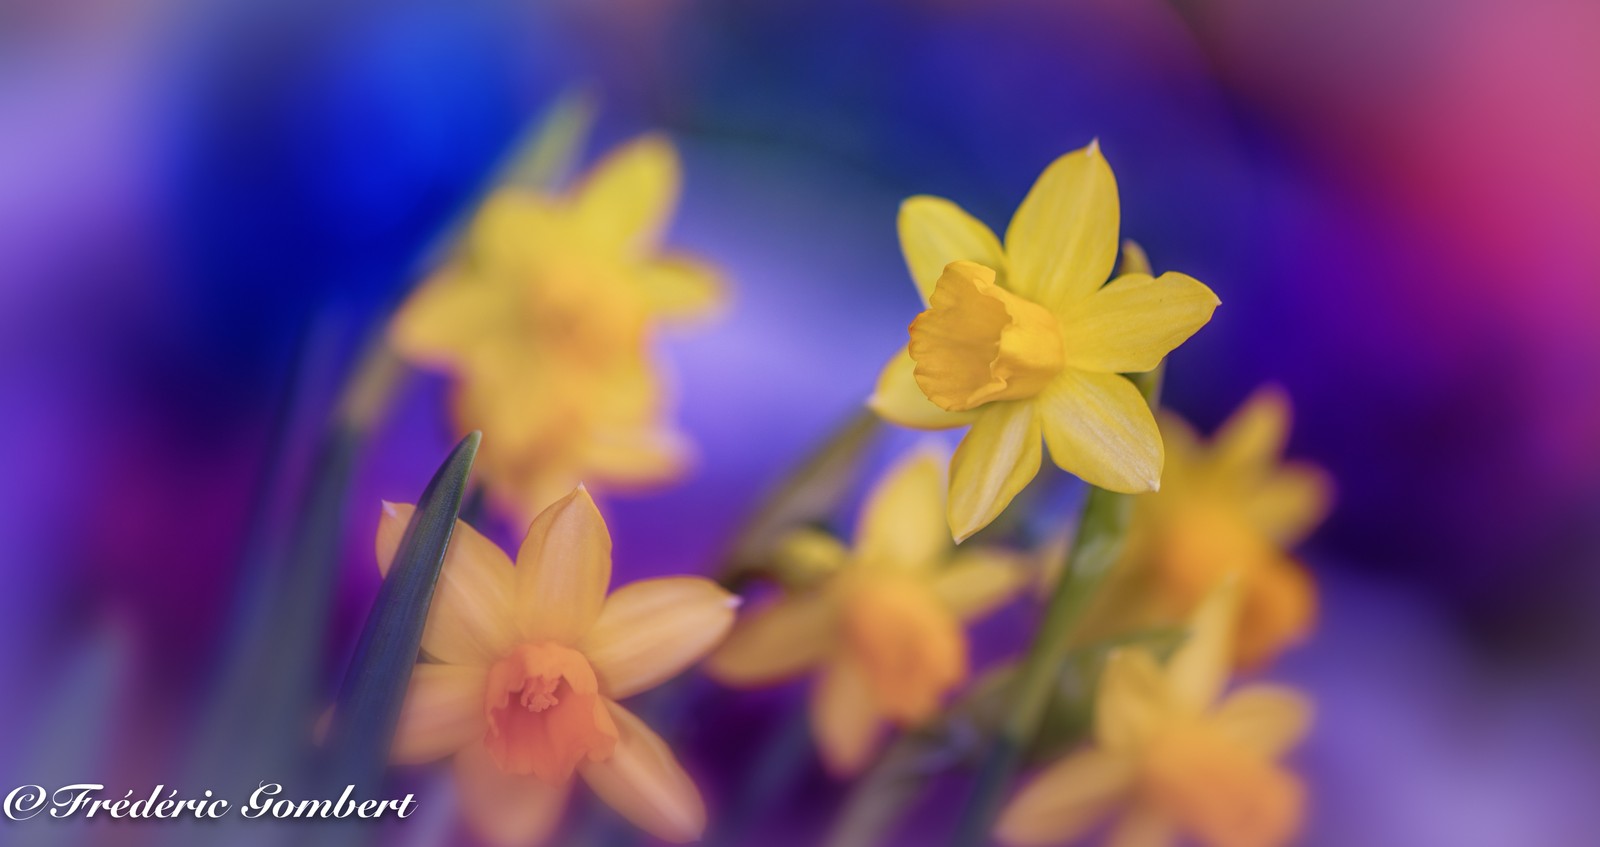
[1095,650,1173,753]
[1237,559,1317,670]
[390,664,488,765]
[1037,370,1162,494]
[994,749,1134,846]
[1154,411,1204,490]
[1057,272,1218,374]
[1117,239,1152,277]
[513,487,613,644]
[570,134,681,253]
[898,195,1008,304]
[388,272,504,368]
[948,402,1042,543]
[868,346,981,430]
[704,591,838,686]
[1211,685,1313,758]
[1004,143,1119,310]
[580,701,707,844]
[377,502,517,665]
[1168,581,1239,711]
[576,423,694,488]
[810,657,884,776]
[1247,463,1335,546]
[931,548,1028,621]
[582,577,740,699]
[454,743,571,847]
[466,191,558,273]
[639,254,726,322]
[1105,805,1177,847]
[1212,386,1292,478]
[855,446,950,571]
[770,528,850,583]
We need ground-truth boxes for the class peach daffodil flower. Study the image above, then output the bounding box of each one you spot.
[1094,388,1333,669]
[997,586,1312,847]
[869,142,1219,541]
[381,487,738,845]
[390,135,724,519]
[706,448,1026,775]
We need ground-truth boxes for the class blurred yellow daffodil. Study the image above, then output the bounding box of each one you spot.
[705,448,1026,775]
[997,586,1312,847]
[1095,388,1333,669]
[391,135,724,519]
[869,142,1218,541]
[382,487,738,845]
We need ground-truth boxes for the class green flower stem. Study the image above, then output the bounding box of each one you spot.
[947,366,1163,847]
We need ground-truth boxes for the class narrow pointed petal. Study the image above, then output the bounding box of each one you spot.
[391,664,488,764]
[1095,650,1174,753]
[1212,386,1293,478]
[855,447,950,571]
[898,195,1008,304]
[583,577,740,699]
[1037,370,1162,494]
[455,744,571,847]
[639,254,726,322]
[1212,685,1314,758]
[1057,272,1218,374]
[1117,239,1152,277]
[704,592,838,686]
[995,749,1134,845]
[581,701,707,843]
[931,549,1027,621]
[377,502,517,665]
[1247,463,1335,546]
[948,402,1042,542]
[810,658,885,776]
[1168,581,1240,711]
[1004,143,1119,310]
[1105,806,1178,847]
[513,488,613,644]
[388,273,506,368]
[868,346,980,430]
[571,134,681,253]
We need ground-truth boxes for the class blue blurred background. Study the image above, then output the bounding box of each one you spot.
[3,0,1599,844]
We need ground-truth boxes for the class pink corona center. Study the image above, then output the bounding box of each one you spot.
[482,642,619,783]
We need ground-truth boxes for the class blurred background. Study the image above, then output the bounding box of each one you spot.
[2,0,1599,844]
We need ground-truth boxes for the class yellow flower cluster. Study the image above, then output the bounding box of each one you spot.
[998,585,1311,847]
[391,135,723,522]
[708,448,1026,774]
[379,129,1332,847]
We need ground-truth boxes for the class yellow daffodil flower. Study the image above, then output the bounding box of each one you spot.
[997,586,1312,847]
[391,135,724,519]
[869,142,1219,541]
[381,487,738,845]
[1094,388,1333,669]
[705,448,1026,775]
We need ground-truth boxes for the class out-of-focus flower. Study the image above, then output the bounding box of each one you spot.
[1091,388,1333,669]
[869,143,1218,542]
[381,487,738,845]
[705,448,1026,775]
[391,135,724,519]
[996,586,1312,847]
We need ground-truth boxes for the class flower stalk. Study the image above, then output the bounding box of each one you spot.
[947,365,1163,847]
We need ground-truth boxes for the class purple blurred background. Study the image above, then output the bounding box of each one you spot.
[3,0,1599,844]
